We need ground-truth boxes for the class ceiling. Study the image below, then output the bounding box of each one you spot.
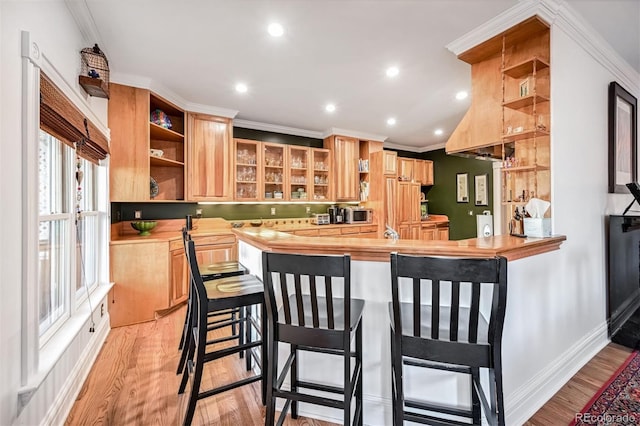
[79,0,640,151]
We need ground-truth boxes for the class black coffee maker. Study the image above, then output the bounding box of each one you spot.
[327,205,343,224]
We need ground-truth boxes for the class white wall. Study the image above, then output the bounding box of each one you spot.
[503,15,640,424]
[0,2,110,425]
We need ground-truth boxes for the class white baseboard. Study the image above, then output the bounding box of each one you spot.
[505,322,609,425]
[40,315,111,426]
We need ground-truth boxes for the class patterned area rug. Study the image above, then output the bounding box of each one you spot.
[570,350,640,425]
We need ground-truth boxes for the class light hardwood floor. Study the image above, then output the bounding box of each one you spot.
[65,306,633,425]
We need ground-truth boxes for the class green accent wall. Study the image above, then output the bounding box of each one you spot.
[422,149,494,240]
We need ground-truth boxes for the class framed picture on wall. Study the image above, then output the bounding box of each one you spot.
[456,173,468,203]
[608,81,637,193]
[475,174,488,206]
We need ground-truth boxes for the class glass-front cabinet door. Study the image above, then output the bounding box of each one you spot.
[311,148,331,201]
[288,146,310,201]
[234,139,260,201]
[262,143,285,201]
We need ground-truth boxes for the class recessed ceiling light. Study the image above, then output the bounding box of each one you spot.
[455,91,468,100]
[434,128,444,136]
[386,66,399,78]
[325,103,336,113]
[235,83,248,93]
[268,22,284,37]
[387,117,397,126]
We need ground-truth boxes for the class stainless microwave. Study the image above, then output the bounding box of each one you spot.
[344,207,373,224]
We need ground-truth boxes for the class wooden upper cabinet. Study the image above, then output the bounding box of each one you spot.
[414,159,434,185]
[382,150,397,175]
[397,182,421,225]
[108,83,151,201]
[324,135,359,201]
[186,113,232,201]
[397,157,415,182]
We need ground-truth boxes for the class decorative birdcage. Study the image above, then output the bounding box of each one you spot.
[78,44,110,99]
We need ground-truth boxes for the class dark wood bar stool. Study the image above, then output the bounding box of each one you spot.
[180,239,266,426]
[389,253,508,425]
[176,229,247,376]
[261,251,364,426]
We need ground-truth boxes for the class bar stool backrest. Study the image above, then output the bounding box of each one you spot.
[262,252,352,349]
[390,253,507,351]
[186,240,207,346]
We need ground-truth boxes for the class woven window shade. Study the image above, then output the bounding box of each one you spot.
[40,73,109,163]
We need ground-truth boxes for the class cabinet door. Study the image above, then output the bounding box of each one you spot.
[398,182,421,224]
[109,241,169,327]
[262,143,286,201]
[311,148,331,201]
[438,226,450,241]
[234,139,261,201]
[170,249,189,307]
[397,158,415,182]
[108,83,151,201]
[288,146,311,201]
[410,224,421,240]
[187,113,232,201]
[421,226,436,241]
[385,177,397,230]
[414,160,434,185]
[326,136,359,201]
[383,150,397,175]
[398,224,411,240]
[195,243,237,265]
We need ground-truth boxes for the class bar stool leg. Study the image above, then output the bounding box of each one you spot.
[265,331,278,425]
[260,303,267,406]
[291,344,299,418]
[356,320,363,426]
[183,329,205,426]
[471,367,481,424]
[343,340,352,426]
[391,327,404,426]
[245,306,252,370]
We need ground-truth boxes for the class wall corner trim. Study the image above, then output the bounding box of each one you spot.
[446,0,639,93]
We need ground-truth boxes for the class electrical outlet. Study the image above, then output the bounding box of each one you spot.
[134,210,142,219]
[468,210,474,216]
[305,206,311,214]
[100,303,104,317]
[271,207,276,216]
[195,208,203,218]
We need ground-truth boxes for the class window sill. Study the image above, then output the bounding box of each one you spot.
[18,281,114,410]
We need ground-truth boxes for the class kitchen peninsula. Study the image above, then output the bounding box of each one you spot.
[233,227,565,424]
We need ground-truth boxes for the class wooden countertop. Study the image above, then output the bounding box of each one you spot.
[233,228,565,262]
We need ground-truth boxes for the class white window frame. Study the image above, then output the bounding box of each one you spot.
[20,31,111,386]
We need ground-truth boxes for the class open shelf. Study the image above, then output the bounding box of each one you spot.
[503,57,550,78]
[501,165,550,173]
[502,129,550,142]
[503,94,550,110]
[150,156,184,168]
[149,122,184,142]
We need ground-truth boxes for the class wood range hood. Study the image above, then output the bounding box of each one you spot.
[445,17,550,161]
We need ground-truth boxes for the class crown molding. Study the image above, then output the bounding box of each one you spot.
[321,127,387,142]
[383,141,446,153]
[447,0,639,93]
[110,73,238,117]
[233,119,323,139]
[551,0,640,94]
[64,0,103,47]
[446,0,543,57]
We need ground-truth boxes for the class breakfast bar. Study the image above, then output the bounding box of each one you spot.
[234,228,566,424]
